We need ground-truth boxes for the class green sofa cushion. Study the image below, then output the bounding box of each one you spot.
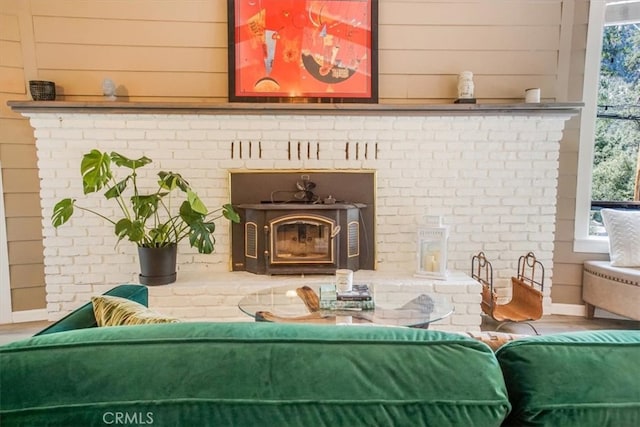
[34,284,148,336]
[1,322,510,427]
[496,330,640,427]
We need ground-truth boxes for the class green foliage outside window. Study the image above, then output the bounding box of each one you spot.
[592,24,640,203]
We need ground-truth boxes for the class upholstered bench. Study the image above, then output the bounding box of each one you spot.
[583,260,640,321]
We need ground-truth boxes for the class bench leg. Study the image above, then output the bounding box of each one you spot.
[585,303,595,319]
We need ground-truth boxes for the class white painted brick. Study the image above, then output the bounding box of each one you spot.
[156,295,196,307]
[175,130,207,141]
[159,120,190,130]
[94,119,127,129]
[422,121,452,131]
[30,118,62,128]
[161,307,208,318]
[364,120,393,131]
[46,302,62,313]
[393,119,423,131]
[28,111,570,320]
[49,129,84,139]
[509,120,537,131]
[278,120,307,131]
[125,120,157,129]
[189,295,228,306]
[434,283,469,293]
[466,283,482,293]
[546,131,564,141]
[518,131,549,141]
[460,130,489,141]
[75,273,108,284]
[488,130,519,140]
[433,131,461,141]
[115,129,146,140]
[189,120,221,130]
[466,304,483,315]
[451,314,483,326]
[46,292,76,302]
[145,130,176,140]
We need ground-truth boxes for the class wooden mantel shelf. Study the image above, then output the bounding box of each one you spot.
[7,100,583,116]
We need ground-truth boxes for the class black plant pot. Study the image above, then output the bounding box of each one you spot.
[138,244,177,286]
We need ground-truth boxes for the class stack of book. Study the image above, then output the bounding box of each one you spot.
[320,284,375,311]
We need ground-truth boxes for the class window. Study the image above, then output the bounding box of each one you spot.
[574,0,640,253]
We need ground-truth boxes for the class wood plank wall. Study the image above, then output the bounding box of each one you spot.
[0,0,46,312]
[26,0,564,103]
[0,0,589,313]
[554,0,610,307]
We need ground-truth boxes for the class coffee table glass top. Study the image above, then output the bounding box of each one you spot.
[238,283,454,328]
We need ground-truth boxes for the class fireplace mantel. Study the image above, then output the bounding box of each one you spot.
[8,100,582,116]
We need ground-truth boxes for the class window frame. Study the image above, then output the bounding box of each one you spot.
[573,0,639,253]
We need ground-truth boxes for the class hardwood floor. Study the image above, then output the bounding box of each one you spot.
[0,320,51,345]
[481,314,640,335]
[0,315,638,346]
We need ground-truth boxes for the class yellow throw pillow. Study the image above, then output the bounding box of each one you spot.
[92,295,180,327]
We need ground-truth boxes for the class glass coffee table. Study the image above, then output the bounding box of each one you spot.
[238,283,454,328]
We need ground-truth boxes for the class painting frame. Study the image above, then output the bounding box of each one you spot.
[227,0,378,103]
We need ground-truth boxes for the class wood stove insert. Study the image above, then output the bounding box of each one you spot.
[230,171,375,275]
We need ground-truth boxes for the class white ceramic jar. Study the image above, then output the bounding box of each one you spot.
[457,71,475,99]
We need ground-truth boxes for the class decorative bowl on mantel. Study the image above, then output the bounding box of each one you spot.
[29,80,56,101]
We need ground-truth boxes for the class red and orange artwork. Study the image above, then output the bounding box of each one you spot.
[230,0,376,102]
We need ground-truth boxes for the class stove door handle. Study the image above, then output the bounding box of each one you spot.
[331,225,341,239]
[263,225,270,263]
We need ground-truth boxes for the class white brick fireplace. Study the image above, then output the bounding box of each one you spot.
[12,102,579,331]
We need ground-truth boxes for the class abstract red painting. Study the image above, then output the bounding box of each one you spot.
[228,0,378,103]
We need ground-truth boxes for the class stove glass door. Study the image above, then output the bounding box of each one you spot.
[270,215,335,264]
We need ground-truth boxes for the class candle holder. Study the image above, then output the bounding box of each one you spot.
[415,216,449,279]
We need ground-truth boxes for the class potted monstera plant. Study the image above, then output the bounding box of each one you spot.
[52,149,239,285]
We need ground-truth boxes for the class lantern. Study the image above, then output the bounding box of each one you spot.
[415,216,449,279]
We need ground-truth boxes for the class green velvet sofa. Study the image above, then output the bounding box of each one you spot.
[1,285,639,427]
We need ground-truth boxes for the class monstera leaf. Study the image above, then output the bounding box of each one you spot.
[115,218,145,243]
[52,198,76,227]
[186,189,208,215]
[110,152,152,170]
[222,203,240,223]
[158,171,190,193]
[131,194,164,220]
[147,223,172,247]
[179,201,214,253]
[103,176,130,200]
[81,150,112,194]
[188,221,217,254]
